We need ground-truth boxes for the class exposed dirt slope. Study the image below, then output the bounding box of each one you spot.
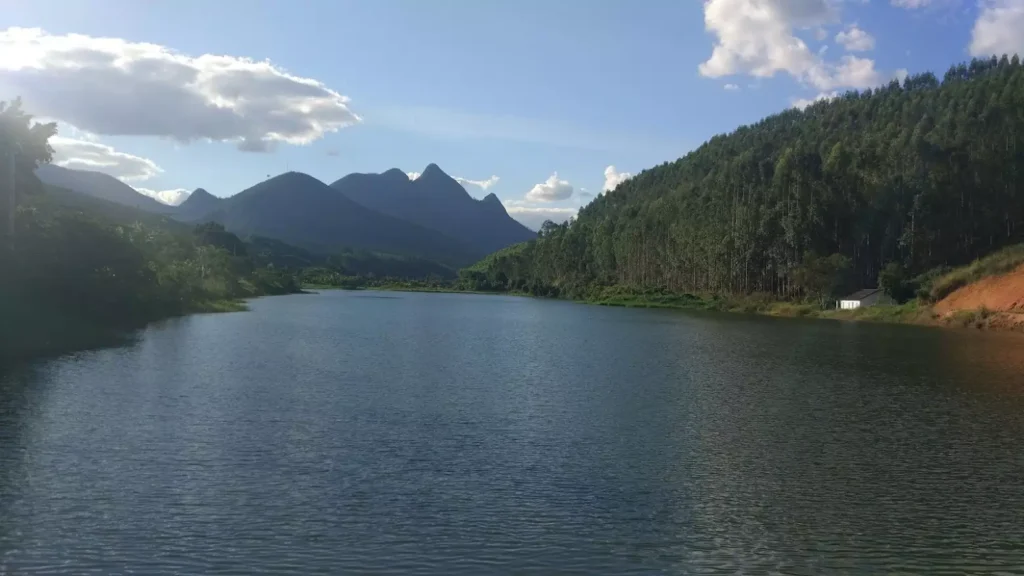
[934,263,1024,314]
[933,264,1024,330]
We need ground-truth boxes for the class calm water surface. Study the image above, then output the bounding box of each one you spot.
[2,291,1024,574]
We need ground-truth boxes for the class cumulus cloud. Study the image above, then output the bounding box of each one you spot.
[456,175,500,190]
[50,136,162,181]
[405,170,498,190]
[969,0,1024,58]
[835,25,875,51]
[0,27,360,152]
[525,172,573,202]
[502,200,578,231]
[698,0,882,91]
[136,187,191,206]
[50,134,193,205]
[791,91,839,109]
[603,165,632,193]
[724,83,740,90]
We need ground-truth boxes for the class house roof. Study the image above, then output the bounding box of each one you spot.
[842,288,883,301]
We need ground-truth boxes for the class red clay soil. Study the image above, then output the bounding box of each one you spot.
[933,264,1024,320]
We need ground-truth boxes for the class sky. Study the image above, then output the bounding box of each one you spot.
[2,0,1022,230]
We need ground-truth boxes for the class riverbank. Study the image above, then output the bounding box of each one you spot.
[302,283,526,297]
[1,297,256,368]
[585,289,1024,331]
[304,281,1021,331]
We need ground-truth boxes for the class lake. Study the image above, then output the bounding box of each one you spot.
[2,290,1024,574]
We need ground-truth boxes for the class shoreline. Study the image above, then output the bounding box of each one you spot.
[313,283,1022,333]
[1,297,269,370]
[586,292,1023,332]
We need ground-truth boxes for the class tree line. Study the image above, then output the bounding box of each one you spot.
[462,56,1024,305]
[0,99,300,361]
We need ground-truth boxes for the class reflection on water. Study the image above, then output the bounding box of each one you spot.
[2,292,1024,574]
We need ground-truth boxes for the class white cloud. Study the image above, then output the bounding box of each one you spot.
[892,0,933,7]
[603,165,632,193]
[405,170,499,190]
[791,91,839,109]
[893,68,909,83]
[969,0,1024,58]
[50,136,162,181]
[822,55,881,90]
[814,27,829,41]
[456,175,500,190]
[502,200,578,231]
[698,0,883,91]
[724,83,740,90]
[525,172,573,202]
[699,0,833,80]
[50,134,193,204]
[835,25,875,51]
[0,27,360,152]
[136,187,191,206]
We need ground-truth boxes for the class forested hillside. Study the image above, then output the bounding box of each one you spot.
[0,99,302,361]
[464,56,1024,304]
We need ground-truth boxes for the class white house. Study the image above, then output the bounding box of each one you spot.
[837,288,893,310]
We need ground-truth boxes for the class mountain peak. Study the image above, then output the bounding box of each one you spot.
[382,168,409,181]
[270,171,325,187]
[420,163,446,179]
[482,192,502,205]
[191,187,214,198]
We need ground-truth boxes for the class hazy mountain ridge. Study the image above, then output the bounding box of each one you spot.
[175,188,223,222]
[35,164,173,213]
[331,163,536,254]
[33,163,533,266]
[202,172,479,266]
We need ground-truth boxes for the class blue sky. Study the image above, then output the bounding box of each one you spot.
[3,0,1022,229]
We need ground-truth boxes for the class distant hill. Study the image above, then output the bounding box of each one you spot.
[331,163,536,255]
[34,163,527,266]
[31,183,189,232]
[34,164,172,213]
[461,56,1024,303]
[175,188,223,221]
[204,172,479,266]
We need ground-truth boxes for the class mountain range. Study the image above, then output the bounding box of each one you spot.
[35,164,172,213]
[34,163,535,266]
[331,164,532,255]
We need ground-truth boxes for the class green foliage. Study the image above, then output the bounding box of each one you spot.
[194,222,248,257]
[0,98,57,209]
[299,267,451,291]
[825,299,932,324]
[325,248,455,279]
[0,99,303,361]
[790,252,851,308]
[928,244,1024,302]
[463,57,1024,304]
[879,262,916,303]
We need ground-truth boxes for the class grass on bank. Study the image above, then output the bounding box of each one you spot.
[582,285,938,324]
[929,244,1024,301]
